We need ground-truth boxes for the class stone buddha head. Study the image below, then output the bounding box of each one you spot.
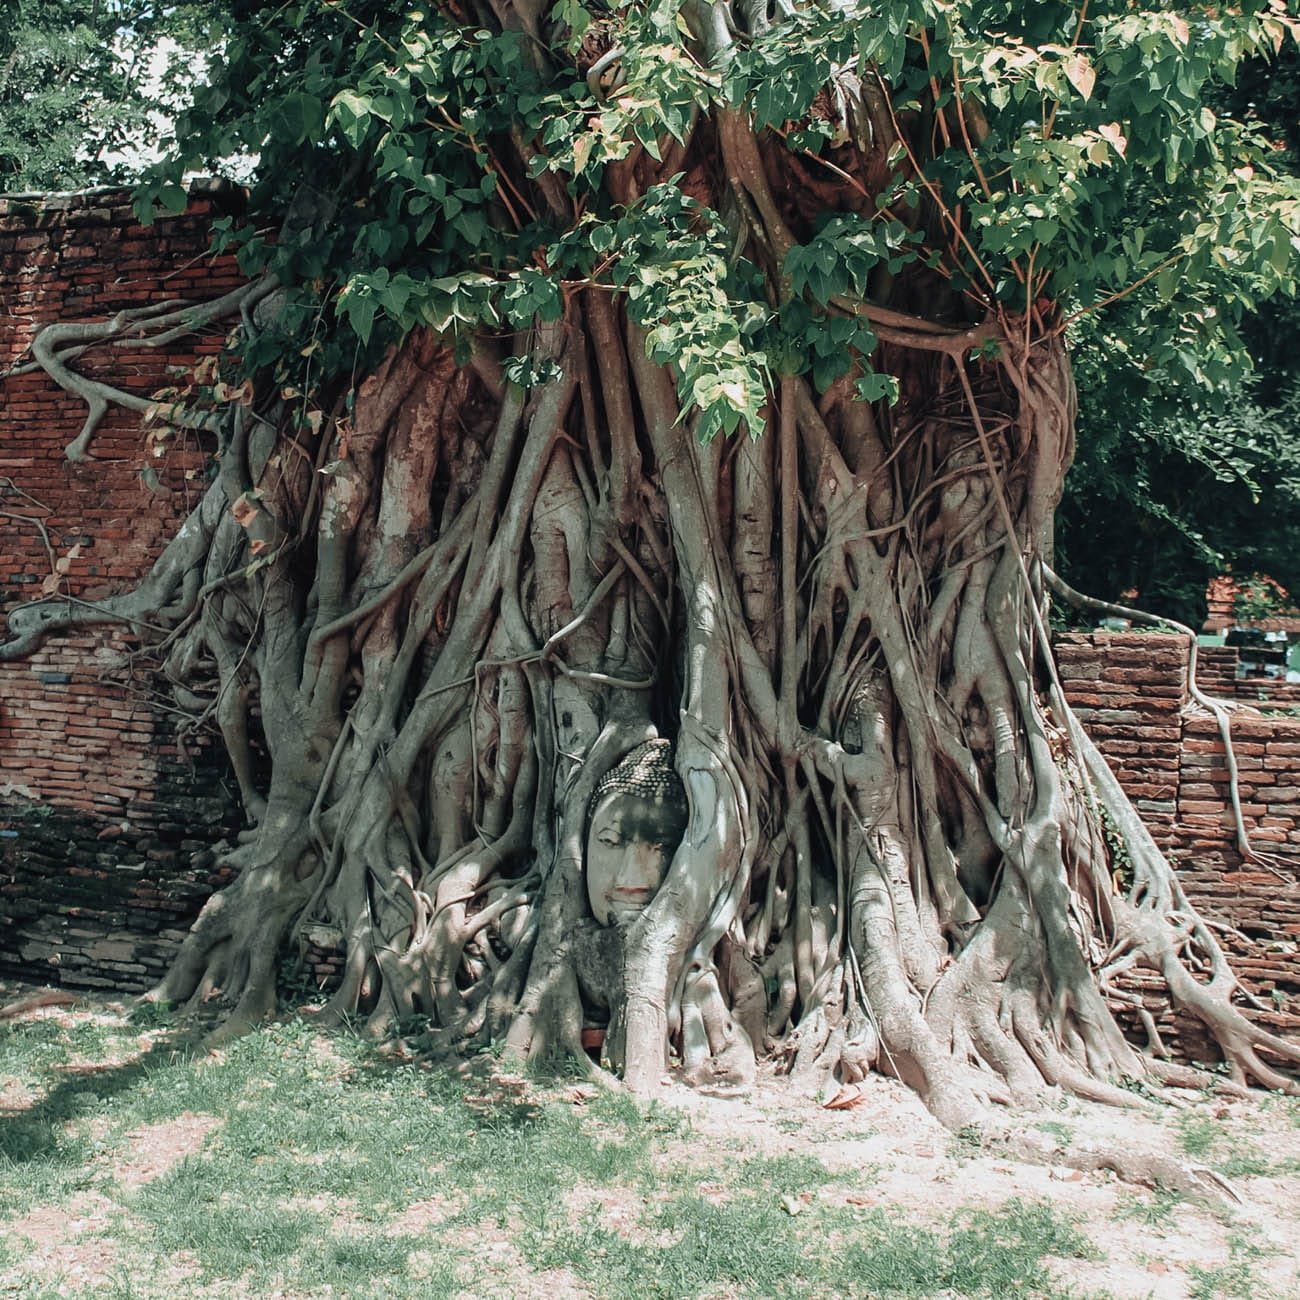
[586,740,688,927]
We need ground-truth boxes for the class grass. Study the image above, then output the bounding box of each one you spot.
[2,997,1271,1300]
[1175,1110,1300,1181]
[1188,1234,1274,1300]
[1113,1186,1183,1229]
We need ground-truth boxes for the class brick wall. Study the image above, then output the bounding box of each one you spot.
[1056,632,1300,1044]
[1,185,247,990]
[1197,645,1300,706]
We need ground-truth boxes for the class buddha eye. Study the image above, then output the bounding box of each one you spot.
[596,831,622,847]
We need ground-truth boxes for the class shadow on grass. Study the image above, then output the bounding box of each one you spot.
[0,1011,206,1169]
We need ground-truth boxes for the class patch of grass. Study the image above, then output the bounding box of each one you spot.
[525,1189,834,1298]
[1177,1114,1220,1159]
[1114,1186,1183,1228]
[131,1173,326,1280]
[733,1152,834,1197]
[1036,1120,1074,1147]
[0,1003,1116,1300]
[1188,1233,1272,1300]
[284,1230,445,1298]
[947,1122,984,1159]
[841,1199,1093,1298]
[1173,1110,1294,1179]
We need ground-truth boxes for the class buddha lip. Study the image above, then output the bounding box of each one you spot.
[611,887,652,900]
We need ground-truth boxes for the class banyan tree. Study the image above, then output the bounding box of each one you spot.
[5,0,1300,1127]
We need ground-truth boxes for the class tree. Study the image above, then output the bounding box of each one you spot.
[0,1,217,192]
[1057,346,1300,626]
[1059,38,1300,626]
[5,1,1300,1128]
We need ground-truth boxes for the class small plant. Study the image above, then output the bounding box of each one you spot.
[1115,1186,1183,1228]
[947,1123,984,1160]
[1188,1233,1271,1300]
[1176,1114,1220,1159]
[1097,801,1134,893]
[1037,1119,1074,1147]
[126,998,173,1029]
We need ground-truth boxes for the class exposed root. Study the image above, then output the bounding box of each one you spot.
[0,989,79,1022]
[5,9,1294,1129]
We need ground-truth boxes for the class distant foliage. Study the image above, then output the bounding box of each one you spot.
[1060,37,1300,626]
[0,0,216,192]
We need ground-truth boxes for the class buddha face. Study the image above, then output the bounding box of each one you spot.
[585,740,688,927]
[586,791,687,926]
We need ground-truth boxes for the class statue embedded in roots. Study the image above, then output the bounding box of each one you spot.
[2,0,1297,1140]
[585,740,688,930]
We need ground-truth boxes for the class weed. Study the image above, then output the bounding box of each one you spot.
[125,1000,173,1030]
[1177,1114,1220,1159]
[1114,1186,1182,1228]
[1188,1233,1272,1300]
[1036,1119,1074,1147]
[947,1123,984,1159]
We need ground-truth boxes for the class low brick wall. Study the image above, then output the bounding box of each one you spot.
[1197,645,1300,706]
[1056,632,1300,1045]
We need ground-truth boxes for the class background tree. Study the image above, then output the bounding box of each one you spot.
[1059,39,1300,625]
[0,0,217,192]
[5,0,1300,1128]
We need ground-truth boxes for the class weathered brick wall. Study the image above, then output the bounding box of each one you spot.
[1197,645,1300,706]
[1052,632,1187,849]
[1056,632,1300,1044]
[1,185,247,990]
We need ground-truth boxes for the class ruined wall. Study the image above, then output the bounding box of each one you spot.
[1,186,247,989]
[1196,645,1300,707]
[1056,632,1300,1044]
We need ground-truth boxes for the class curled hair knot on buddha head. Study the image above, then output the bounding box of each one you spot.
[590,738,685,813]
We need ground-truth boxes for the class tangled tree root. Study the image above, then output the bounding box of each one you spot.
[4,6,1295,1130]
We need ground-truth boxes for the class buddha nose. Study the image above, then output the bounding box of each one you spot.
[619,840,666,892]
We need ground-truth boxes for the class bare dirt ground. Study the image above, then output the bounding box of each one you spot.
[1,982,1298,1298]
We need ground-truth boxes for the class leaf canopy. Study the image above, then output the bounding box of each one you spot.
[121,1,1300,434]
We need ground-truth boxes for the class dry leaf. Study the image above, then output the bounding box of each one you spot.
[822,1084,865,1110]
[231,494,259,527]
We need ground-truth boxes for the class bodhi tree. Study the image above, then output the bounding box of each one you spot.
[6,0,1300,1127]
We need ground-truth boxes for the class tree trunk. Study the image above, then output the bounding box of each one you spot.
[6,20,1297,1122]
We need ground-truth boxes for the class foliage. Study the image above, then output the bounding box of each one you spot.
[141,0,1300,439]
[0,1,218,192]
[1059,33,1300,625]
[1234,573,1295,621]
[1057,355,1300,626]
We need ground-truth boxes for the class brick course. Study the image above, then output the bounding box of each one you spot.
[1056,632,1300,1046]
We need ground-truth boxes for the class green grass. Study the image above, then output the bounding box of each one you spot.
[0,1004,1103,1298]
[1174,1109,1300,1181]
[1188,1234,1275,1300]
[1113,1186,1183,1229]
